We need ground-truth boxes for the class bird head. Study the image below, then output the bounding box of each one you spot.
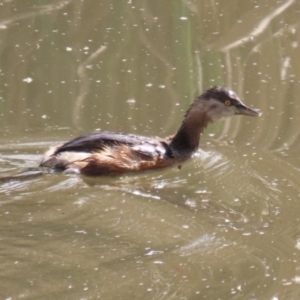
[197,86,260,121]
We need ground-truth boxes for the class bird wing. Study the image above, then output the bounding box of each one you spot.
[53,131,168,160]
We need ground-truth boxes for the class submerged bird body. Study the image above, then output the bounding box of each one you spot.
[40,87,259,176]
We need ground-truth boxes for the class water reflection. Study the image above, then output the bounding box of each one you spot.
[1,0,300,299]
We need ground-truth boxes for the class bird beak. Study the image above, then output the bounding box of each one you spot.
[236,104,261,117]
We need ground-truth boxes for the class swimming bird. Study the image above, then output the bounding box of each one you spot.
[40,86,259,176]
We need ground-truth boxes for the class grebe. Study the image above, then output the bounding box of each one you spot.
[40,87,259,176]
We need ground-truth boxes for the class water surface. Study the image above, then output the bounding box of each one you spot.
[1,1,300,299]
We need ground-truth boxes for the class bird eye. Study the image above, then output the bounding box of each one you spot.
[224,100,231,106]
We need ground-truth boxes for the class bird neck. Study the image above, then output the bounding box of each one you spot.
[169,109,212,160]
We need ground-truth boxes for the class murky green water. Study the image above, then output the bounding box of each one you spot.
[1,1,300,299]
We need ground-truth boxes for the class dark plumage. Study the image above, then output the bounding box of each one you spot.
[40,86,260,176]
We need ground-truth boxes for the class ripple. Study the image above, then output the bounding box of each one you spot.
[1,139,300,299]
